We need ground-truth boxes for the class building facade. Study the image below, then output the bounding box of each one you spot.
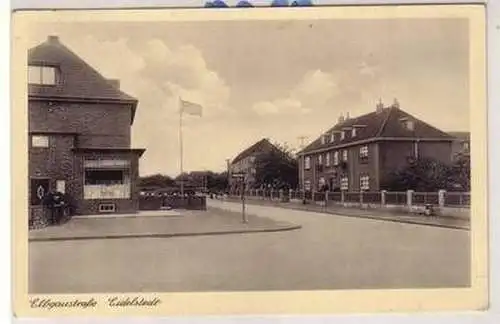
[28,36,145,217]
[228,138,279,192]
[297,100,455,192]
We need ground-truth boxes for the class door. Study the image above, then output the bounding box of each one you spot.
[30,178,50,206]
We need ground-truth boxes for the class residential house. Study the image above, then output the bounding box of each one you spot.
[28,35,146,219]
[448,131,470,159]
[297,100,455,192]
[228,138,280,191]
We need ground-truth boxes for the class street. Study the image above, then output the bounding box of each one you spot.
[29,201,470,293]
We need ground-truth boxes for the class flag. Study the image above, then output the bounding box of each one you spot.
[180,99,203,117]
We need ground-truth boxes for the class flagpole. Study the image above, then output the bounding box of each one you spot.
[179,97,184,197]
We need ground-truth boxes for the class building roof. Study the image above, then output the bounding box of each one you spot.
[448,131,470,141]
[231,138,277,165]
[28,35,138,122]
[299,103,454,155]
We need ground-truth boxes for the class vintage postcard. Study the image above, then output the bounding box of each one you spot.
[11,4,487,317]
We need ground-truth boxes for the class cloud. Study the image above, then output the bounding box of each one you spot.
[252,69,338,116]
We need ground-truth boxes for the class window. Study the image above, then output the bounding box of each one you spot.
[341,177,349,190]
[325,152,331,166]
[99,203,116,213]
[304,156,311,170]
[463,142,469,151]
[321,135,326,145]
[318,154,323,165]
[360,175,370,191]
[31,135,49,148]
[56,180,66,194]
[405,120,415,131]
[28,65,56,85]
[83,165,131,200]
[352,128,357,137]
[341,131,345,140]
[333,151,339,165]
[342,150,348,162]
[330,133,335,142]
[359,146,369,160]
[304,180,311,191]
[85,170,124,185]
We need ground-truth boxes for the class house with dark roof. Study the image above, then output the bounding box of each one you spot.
[228,138,280,191]
[448,131,470,159]
[297,99,455,192]
[28,35,146,220]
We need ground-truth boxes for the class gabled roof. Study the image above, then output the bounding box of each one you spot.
[299,104,453,154]
[28,36,138,122]
[231,138,277,165]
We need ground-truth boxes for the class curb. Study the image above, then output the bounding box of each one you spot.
[28,224,302,242]
[224,200,469,231]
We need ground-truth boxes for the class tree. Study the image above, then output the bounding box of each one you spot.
[291,0,313,6]
[271,0,289,6]
[236,1,254,7]
[447,153,471,191]
[139,174,176,188]
[382,158,450,192]
[253,142,298,190]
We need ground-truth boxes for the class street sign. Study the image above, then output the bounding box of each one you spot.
[231,173,246,179]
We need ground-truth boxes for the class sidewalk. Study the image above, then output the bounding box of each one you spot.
[29,207,301,242]
[225,197,470,230]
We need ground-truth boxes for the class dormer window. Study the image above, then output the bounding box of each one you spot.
[330,133,335,142]
[352,128,357,137]
[321,135,326,145]
[400,117,415,131]
[340,131,345,140]
[28,65,57,85]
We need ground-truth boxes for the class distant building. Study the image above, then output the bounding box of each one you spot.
[28,36,145,217]
[448,131,470,159]
[228,138,280,191]
[297,100,455,192]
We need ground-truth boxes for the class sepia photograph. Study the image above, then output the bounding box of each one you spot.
[11,4,487,316]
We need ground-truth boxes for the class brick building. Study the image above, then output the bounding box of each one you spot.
[297,100,455,192]
[228,138,280,191]
[28,35,145,218]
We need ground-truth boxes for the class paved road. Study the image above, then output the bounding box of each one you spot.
[29,201,470,293]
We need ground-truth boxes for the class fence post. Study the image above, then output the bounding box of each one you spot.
[341,190,345,204]
[407,190,414,210]
[325,191,329,208]
[381,190,387,205]
[438,189,446,208]
[359,190,364,208]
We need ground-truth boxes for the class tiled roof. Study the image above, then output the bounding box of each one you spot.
[299,105,453,154]
[28,36,137,103]
[231,138,277,165]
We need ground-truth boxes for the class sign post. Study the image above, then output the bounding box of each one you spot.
[232,173,248,223]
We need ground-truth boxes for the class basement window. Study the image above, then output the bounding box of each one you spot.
[99,203,116,213]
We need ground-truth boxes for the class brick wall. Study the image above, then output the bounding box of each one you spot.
[29,100,132,147]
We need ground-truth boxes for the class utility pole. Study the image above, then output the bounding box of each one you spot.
[297,136,308,192]
[225,158,231,194]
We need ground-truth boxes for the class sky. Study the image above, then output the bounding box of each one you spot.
[26,18,470,177]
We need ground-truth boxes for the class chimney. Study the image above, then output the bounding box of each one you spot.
[107,79,120,89]
[47,35,60,44]
[338,113,345,124]
[376,98,384,113]
[345,112,350,120]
